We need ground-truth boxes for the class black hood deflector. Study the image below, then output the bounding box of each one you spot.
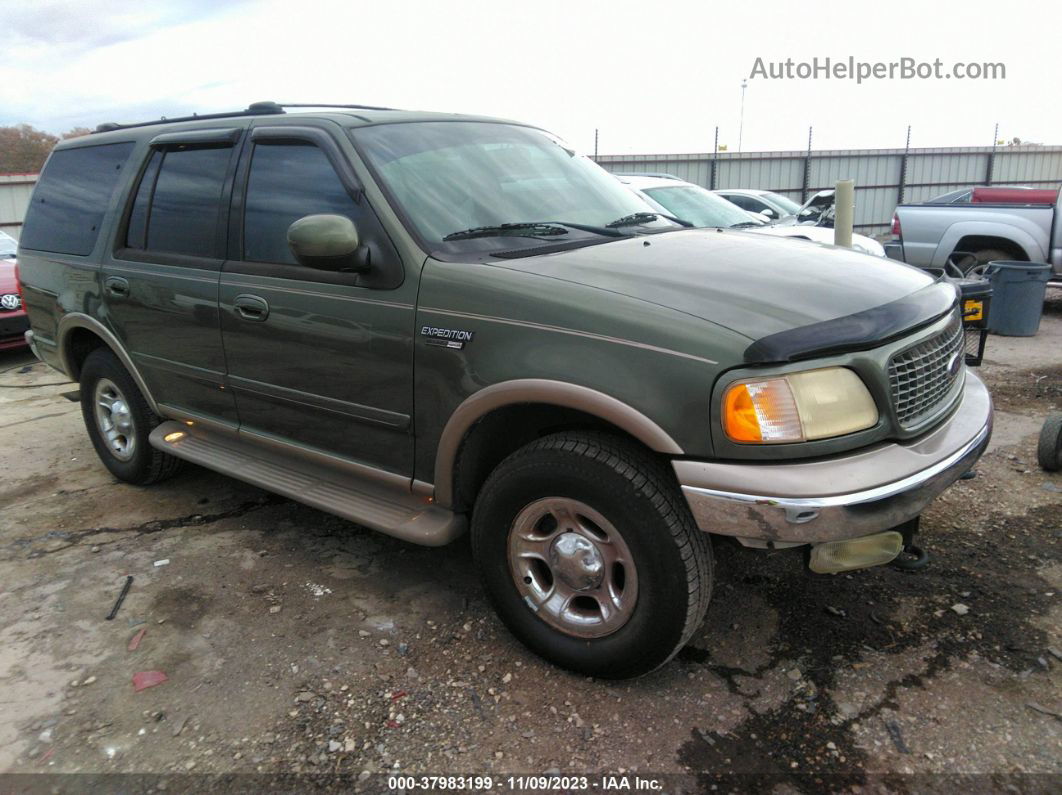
[743,281,958,364]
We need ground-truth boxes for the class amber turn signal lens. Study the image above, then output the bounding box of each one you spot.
[722,383,763,442]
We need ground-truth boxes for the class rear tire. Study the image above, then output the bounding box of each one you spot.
[80,348,181,485]
[471,432,712,678]
[966,248,1013,277]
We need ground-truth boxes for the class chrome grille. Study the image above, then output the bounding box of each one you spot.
[888,312,965,427]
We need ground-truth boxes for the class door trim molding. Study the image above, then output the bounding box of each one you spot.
[228,374,411,430]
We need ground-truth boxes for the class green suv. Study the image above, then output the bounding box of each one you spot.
[17,103,991,678]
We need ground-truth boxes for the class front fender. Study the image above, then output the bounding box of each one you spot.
[432,379,684,508]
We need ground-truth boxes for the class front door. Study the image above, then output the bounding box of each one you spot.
[218,125,416,476]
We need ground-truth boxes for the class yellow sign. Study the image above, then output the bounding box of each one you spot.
[963,299,984,322]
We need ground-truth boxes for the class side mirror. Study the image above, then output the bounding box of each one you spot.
[761,208,777,218]
[287,214,369,273]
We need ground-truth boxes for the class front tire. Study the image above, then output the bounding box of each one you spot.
[80,348,181,485]
[471,432,712,678]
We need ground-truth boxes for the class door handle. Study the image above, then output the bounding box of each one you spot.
[233,294,269,322]
[104,276,129,297]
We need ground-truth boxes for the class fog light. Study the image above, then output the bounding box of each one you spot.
[809,531,904,574]
[163,431,186,443]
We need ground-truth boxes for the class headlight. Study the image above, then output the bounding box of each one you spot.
[722,367,878,443]
[854,239,886,257]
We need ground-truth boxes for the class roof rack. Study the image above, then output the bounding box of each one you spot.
[93,101,397,134]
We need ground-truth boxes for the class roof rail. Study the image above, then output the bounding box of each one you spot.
[276,102,398,111]
[92,101,398,134]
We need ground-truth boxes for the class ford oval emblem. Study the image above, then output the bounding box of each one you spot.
[947,351,963,378]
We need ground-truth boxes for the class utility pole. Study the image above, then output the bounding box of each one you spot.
[738,79,748,153]
[710,126,719,190]
[801,126,813,203]
[898,125,911,205]
[985,122,998,185]
[594,128,599,160]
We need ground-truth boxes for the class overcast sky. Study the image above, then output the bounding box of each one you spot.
[1,0,1058,155]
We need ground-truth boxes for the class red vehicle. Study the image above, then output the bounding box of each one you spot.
[0,231,28,350]
[970,186,1058,204]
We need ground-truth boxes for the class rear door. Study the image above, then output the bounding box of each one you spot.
[103,126,247,427]
[218,123,416,476]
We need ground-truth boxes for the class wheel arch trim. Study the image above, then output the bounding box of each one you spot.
[57,313,161,414]
[432,379,684,509]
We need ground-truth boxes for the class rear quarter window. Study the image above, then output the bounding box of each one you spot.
[20,142,135,256]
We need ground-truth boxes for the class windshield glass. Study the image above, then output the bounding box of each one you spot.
[0,232,16,258]
[352,122,674,255]
[643,185,760,228]
[761,191,801,215]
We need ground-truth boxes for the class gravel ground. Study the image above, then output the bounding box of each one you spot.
[1,291,1060,792]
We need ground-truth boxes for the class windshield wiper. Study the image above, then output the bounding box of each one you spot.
[444,220,628,242]
[443,223,571,241]
[729,221,764,229]
[606,211,692,229]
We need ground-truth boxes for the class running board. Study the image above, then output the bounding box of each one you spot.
[148,421,465,546]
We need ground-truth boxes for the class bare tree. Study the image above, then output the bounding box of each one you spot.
[0,124,59,173]
[62,127,93,140]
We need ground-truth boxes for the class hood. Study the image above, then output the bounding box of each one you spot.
[0,258,17,294]
[495,229,935,340]
[751,225,885,256]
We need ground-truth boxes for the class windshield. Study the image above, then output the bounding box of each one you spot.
[643,185,761,228]
[0,232,16,258]
[760,191,801,215]
[352,122,674,255]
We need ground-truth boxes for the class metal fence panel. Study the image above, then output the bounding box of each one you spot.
[0,173,38,240]
[598,145,1062,236]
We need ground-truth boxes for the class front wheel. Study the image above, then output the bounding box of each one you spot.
[471,433,712,678]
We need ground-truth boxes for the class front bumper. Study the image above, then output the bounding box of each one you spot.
[675,371,992,545]
[0,310,29,350]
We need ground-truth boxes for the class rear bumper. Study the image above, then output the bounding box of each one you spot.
[883,239,904,262]
[674,371,992,545]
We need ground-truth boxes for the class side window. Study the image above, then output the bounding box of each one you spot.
[124,144,232,258]
[21,142,135,256]
[125,150,162,250]
[243,142,359,265]
[726,194,758,212]
[234,134,402,289]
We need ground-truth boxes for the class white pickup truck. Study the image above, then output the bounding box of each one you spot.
[888,187,1062,281]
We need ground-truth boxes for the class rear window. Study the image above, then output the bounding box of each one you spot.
[20,142,135,256]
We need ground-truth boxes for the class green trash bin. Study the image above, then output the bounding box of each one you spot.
[984,261,1052,336]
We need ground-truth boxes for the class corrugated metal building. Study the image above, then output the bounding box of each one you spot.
[2,145,1061,239]
[0,172,38,241]
[597,145,1062,235]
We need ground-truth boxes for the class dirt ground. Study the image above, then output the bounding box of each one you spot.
[1,291,1060,793]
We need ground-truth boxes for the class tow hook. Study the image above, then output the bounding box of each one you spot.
[889,517,930,571]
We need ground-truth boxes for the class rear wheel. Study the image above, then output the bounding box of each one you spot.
[1038,414,1062,472]
[966,248,1013,277]
[471,432,712,678]
[80,348,181,484]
